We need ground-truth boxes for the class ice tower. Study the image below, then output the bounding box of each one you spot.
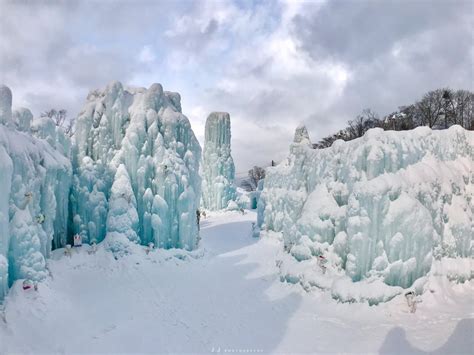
[71,81,201,251]
[201,112,236,210]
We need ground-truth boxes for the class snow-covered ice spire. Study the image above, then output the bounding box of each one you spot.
[293,124,311,144]
[104,164,140,256]
[8,208,48,284]
[0,85,12,125]
[201,112,236,210]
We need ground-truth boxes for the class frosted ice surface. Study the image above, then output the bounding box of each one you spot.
[104,164,140,256]
[293,124,311,144]
[12,108,33,132]
[72,81,201,250]
[0,85,12,125]
[259,125,473,302]
[201,112,236,210]
[0,86,72,302]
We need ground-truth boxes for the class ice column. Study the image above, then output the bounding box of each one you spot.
[0,85,12,125]
[201,112,236,210]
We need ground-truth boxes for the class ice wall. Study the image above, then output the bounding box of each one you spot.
[72,82,201,251]
[259,125,473,302]
[201,112,236,210]
[0,86,72,302]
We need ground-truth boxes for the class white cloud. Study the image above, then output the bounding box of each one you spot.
[138,45,156,63]
[1,0,471,173]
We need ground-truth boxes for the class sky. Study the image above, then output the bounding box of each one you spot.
[1,0,472,173]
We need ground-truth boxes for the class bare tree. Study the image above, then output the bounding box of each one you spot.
[451,90,473,128]
[41,108,75,136]
[64,117,76,137]
[416,90,445,128]
[347,108,380,139]
[241,166,266,191]
[41,109,67,127]
[313,87,472,150]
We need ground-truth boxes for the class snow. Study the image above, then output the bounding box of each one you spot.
[71,81,201,250]
[258,125,473,302]
[0,211,472,354]
[201,112,236,210]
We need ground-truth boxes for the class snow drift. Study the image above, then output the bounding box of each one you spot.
[201,112,236,210]
[71,81,201,252]
[0,85,72,302]
[258,125,473,303]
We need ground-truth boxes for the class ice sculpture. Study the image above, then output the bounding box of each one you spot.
[259,125,473,303]
[201,112,236,210]
[12,108,33,132]
[104,164,140,255]
[0,86,72,302]
[71,81,201,251]
[9,207,48,284]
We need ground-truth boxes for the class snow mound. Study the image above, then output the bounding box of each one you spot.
[201,112,236,210]
[71,81,201,251]
[259,125,473,303]
[0,86,72,302]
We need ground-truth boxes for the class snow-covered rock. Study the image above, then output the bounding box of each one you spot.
[71,81,201,250]
[259,125,473,302]
[201,112,236,210]
[0,86,72,302]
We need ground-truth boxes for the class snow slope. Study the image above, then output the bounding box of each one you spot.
[1,211,472,354]
[258,125,473,303]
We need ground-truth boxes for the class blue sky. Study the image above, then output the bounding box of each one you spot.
[1,0,472,171]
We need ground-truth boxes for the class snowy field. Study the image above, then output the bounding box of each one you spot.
[1,211,472,354]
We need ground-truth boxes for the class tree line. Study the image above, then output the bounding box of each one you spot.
[313,88,473,149]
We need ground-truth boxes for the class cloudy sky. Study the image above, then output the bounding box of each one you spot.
[1,0,472,172]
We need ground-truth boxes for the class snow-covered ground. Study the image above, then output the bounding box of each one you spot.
[1,211,472,354]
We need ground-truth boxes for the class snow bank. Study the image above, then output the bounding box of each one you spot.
[71,81,201,251]
[0,86,72,302]
[259,125,473,303]
[201,112,236,210]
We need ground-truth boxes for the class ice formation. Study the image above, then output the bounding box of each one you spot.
[201,112,236,210]
[71,81,201,251]
[0,85,12,125]
[0,86,72,302]
[104,164,140,256]
[258,125,473,304]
